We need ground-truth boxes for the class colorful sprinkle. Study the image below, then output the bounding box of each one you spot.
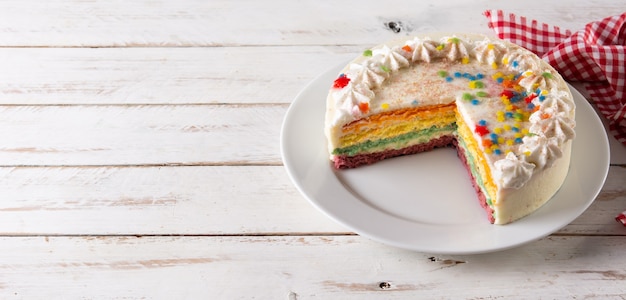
[446,77,453,82]
[436,44,444,51]
[462,93,473,101]
[402,45,412,52]
[494,149,502,155]
[438,70,448,77]
[502,57,509,65]
[363,49,373,57]
[524,93,538,103]
[411,100,419,105]
[358,102,369,113]
[475,125,489,136]
[500,90,515,100]
[462,57,470,64]
[476,73,485,79]
[478,120,487,126]
[454,72,462,78]
[496,111,505,122]
[471,99,480,105]
[449,37,460,44]
[333,74,350,89]
[381,103,390,110]
[380,65,390,73]
[542,72,553,78]
[476,91,489,97]
[491,62,498,69]
[469,81,484,89]
[512,61,519,68]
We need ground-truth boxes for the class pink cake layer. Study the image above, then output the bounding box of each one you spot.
[333,135,455,169]
[453,139,495,224]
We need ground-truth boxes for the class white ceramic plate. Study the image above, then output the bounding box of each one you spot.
[280,63,610,254]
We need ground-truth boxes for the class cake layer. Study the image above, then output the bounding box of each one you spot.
[333,135,455,169]
[454,139,495,223]
[337,104,456,147]
[455,112,497,202]
[332,124,456,156]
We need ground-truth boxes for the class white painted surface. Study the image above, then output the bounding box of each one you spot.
[0,0,623,298]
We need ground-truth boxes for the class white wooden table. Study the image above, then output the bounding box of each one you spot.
[0,1,625,298]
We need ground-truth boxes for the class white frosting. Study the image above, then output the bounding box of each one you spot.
[442,37,470,61]
[372,45,410,72]
[518,72,553,91]
[332,82,374,124]
[538,88,576,112]
[529,107,576,144]
[493,152,535,189]
[474,39,507,66]
[406,38,439,62]
[501,48,533,70]
[520,135,563,169]
[346,61,388,89]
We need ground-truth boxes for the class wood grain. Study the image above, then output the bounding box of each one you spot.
[0,46,357,104]
[0,235,624,298]
[0,105,284,166]
[0,0,622,47]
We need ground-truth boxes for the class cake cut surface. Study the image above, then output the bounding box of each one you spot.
[324,34,576,225]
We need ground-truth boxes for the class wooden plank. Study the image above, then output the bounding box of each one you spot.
[0,46,357,105]
[0,165,622,235]
[0,105,285,166]
[0,235,625,299]
[0,166,348,235]
[0,0,622,47]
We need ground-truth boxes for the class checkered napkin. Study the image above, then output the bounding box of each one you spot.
[484,10,626,227]
[484,10,626,146]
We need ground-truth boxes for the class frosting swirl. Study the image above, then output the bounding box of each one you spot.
[474,40,507,66]
[332,82,374,123]
[529,107,576,144]
[493,152,535,189]
[520,135,563,169]
[372,45,410,72]
[346,61,389,89]
[441,37,470,61]
[406,38,439,62]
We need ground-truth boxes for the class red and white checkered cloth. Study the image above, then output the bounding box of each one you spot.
[484,10,626,146]
[617,211,626,225]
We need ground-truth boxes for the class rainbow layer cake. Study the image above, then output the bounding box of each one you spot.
[324,34,576,224]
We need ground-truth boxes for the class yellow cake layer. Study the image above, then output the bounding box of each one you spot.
[338,104,456,148]
[455,110,497,202]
